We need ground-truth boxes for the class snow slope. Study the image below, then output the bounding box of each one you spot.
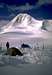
[0,13,42,34]
[0,13,52,39]
[0,64,52,75]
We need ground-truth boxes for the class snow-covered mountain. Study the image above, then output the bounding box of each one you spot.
[0,13,42,35]
[0,13,52,64]
[0,13,52,39]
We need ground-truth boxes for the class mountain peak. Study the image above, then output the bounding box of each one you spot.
[0,13,43,34]
[12,13,42,27]
[15,13,31,24]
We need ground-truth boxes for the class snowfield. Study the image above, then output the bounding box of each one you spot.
[0,13,52,66]
[0,37,52,65]
[0,64,52,75]
[0,49,52,65]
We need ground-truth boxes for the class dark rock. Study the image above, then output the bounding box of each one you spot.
[21,43,31,48]
[7,47,23,56]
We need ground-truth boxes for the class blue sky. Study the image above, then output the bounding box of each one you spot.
[0,0,38,5]
[0,0,52,20]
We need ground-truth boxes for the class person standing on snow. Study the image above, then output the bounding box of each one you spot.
[6,42,9,49]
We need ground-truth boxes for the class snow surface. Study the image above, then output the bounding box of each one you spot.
[0,13,52,65]
[0,64,52,75]
[0,38,52,65]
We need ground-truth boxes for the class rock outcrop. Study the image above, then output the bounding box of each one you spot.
[6,47,23,56]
